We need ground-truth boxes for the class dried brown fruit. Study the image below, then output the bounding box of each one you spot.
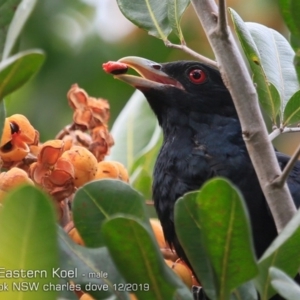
[89,125,114,161]
[30,140,75,201]
[67,84,110,130]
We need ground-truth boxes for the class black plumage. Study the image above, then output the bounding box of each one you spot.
[111,57,300,296]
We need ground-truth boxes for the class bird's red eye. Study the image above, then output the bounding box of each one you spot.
[188,69,207,84]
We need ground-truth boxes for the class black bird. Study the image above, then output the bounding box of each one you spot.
[106,56,300,295]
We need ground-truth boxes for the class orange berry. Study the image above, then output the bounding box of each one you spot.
[94,161,129,182]
[150,219,166,248]
[94,161,119,180]
[165,259,193,288]
[0,167,34,191]
[112,161,129,182]
[61,146,97,187]
[0,168,34,202]
[68,227,85,246]
[79,293,95,300]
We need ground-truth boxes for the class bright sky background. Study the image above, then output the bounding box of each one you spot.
[82,0,136,42]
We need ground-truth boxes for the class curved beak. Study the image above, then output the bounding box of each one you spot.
[113,56,184,91]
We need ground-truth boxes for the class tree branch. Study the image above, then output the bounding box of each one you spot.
[269,127,300,141]
[165,40,218,67]
[217,0,228,35]
[274,143,300,188]
[191,0,296,231]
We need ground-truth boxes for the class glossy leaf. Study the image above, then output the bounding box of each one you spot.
[108,90,158,169]
[175,192,216,300]
[230,10,300,123]
[230,281,258,300]
[283,90,300,126]
[130,167,153,199]
[130,124,162,198]
[247,22,299,111]
[130,122,161,174]
[0,0,21,59]
[270,267,300,300]
[167,0,190,41]
[254,208,300,299]
[102,216,193,300]
[278,0,300,80]
[2,0,38,60]
[58,227,130,300]
[73,179,149,248]
[175,178,258,300]
[0,49,45,99]
[116,0,171,40]
[230,9,281,123]
[0,185,59,300]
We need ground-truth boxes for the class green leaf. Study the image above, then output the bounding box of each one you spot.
[175,178,258,300]
[283,90,300,126]
[3,0,38,60]
[229,9,281,123]
[131,167,153,199]
[116,0,172,40]
[247,22,299,111]
[270,267,300,300]
[73,179,149,248]
[167,0,190,42]
[0,49,45,99]
[278,0,300,79]
[254,208,300,299]
[130,124,162,198]
[102,216,193,300]
[175,192,216,300]
[230,9,300,123]
[279,0,300,38]
[130,122,162,174]
[230,281,258,300]
[58,227,130,300]
[108,90,158,169]
[0,185,59,300]
[0,0,22,59]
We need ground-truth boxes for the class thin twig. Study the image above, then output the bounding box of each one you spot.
[269,128,281,141]
[217,0,228,36]
[165,40,218,68]
[274,142,300,188]
[269,127,300,141]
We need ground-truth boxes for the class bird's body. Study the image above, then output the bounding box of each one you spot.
[105,57,300,299]
[153,108,279,260]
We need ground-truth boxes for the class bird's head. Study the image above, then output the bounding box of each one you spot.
[104,56,237,126]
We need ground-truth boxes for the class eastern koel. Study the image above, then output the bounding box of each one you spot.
[105,56,300,299]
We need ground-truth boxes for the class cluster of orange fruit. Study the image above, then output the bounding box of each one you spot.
[0,84,128,216]
[0,84,199,298]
